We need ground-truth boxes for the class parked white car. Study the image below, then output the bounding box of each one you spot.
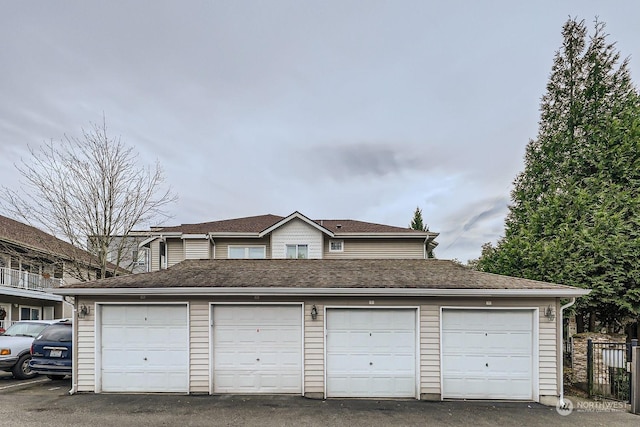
[0,319,70,379]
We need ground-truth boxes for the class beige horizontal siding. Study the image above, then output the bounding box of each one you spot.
[184,240,211,260]
[539,303,558,395]
[213,238,270,259]
[190,300,210,393]
[150,240,160,272]
[322,238,425,259]
[167,239,184,267]
[421,304,440,395]
[76,298,96,392]
[304,301,324,393]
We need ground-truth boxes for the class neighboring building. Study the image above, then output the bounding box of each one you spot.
[139,211,439,271]
[0,215,117,328]
[55,258,589,404]
[90,233,152,275]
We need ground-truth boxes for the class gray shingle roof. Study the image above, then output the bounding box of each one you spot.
[155,214,431,235]
[0,214,79,257]
[0,214,112,270]
[59,259,584,292]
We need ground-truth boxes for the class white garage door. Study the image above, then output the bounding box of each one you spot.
[213,305,302,393]
[100,304,189,392]
[326,308,417,398]
[442,309,534,400]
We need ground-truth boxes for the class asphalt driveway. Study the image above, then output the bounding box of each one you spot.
[0,378,637,427]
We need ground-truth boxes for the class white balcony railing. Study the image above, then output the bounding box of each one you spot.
[0,267,63,292]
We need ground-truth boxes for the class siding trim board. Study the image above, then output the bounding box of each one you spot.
[59,288,587,298]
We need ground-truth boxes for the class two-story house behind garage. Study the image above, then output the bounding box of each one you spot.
[141,211,439,270]
[0,215,121,327]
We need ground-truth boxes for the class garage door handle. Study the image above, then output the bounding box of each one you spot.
[485,363,488,367]
[144,358,148,361]
[256,358,260,361]
[369,362,373,365]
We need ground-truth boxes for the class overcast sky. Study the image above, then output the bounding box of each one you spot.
[1,1,639,262]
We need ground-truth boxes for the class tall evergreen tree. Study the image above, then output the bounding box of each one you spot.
[409,206,435,258]
[476,18,640,333]
[410,206,428,231]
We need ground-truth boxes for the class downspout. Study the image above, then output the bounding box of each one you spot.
[64,296,78,395]
[558,297,576,407]
[208,234,215,259]
[160,235,167,270]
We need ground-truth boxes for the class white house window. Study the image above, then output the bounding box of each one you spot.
[286,244,308,259]
[329,240,344,252]
[228,246,266,259]
[132,250,147,266]
[20,306,41,320]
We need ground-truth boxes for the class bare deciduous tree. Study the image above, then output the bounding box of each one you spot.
[1,118,177,280]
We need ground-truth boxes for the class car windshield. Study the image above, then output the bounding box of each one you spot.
[36,324,71,342]
[2,322,49,338]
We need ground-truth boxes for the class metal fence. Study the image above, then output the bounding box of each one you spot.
[588,339,638,403]
[563,336,573,370]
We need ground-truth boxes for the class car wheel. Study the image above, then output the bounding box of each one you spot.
[47,375,66,380]
[12,354,37,380]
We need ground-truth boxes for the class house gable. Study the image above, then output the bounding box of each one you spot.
[271,218,324,259]
[258,211,333,238]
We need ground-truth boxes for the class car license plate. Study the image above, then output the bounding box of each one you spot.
[49,350,62,357]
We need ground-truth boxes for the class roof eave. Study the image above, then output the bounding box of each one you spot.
[3,287,64,301]
[335,232,432,238]
[51,286,590,298]
[208,232,261,238]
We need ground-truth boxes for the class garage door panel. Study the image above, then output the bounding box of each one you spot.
[443,355,485,375]
[484,331,531,349]
[442,309,534,400]
[216,305,299,325]
[102,327,126,346]
[148,348,188,366]
[215,372,301,393]
[119,307,148,324]
[102,349,147,368]
[371,354,414,371]
[100,304,189,393]
[488,356,532,375]
[442,331,485,350]
[326,308,417,398]
[212,305,302,393]
[214,351,257,368]
[102,306,128,324]
[216,326,300,346]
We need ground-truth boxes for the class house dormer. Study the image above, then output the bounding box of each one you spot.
[262,212,332,259]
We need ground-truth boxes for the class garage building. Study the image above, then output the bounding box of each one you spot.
[54,259,588,405]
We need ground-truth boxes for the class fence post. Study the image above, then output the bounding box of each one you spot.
[631,340,638,406]
[632,346,640,414]
[587,339,594,396]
